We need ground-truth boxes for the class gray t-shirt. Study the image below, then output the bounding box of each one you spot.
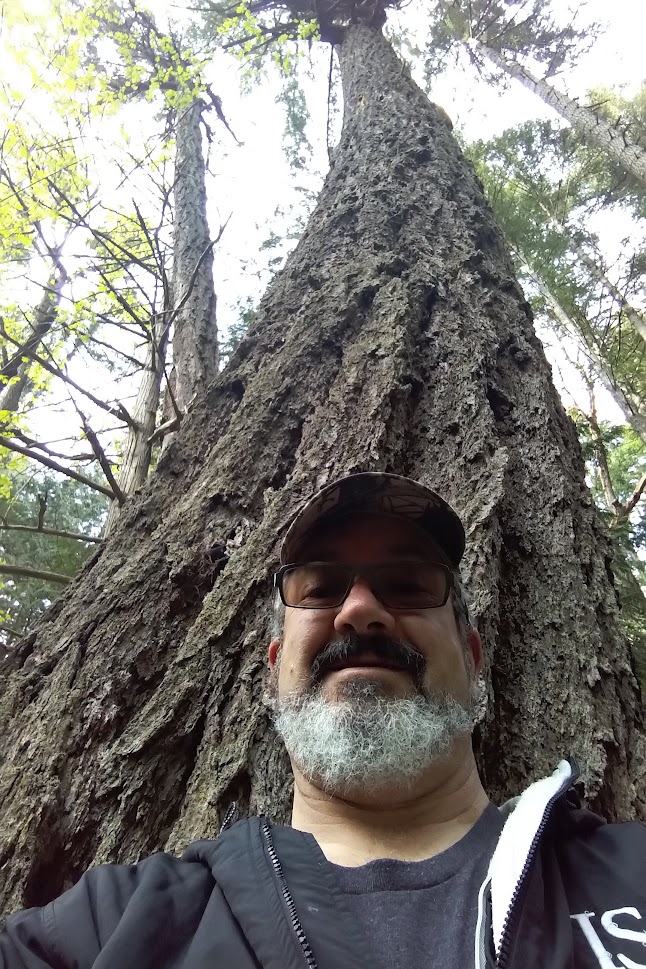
[326,802,504,969]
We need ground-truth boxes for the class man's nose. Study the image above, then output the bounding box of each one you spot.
[333,576,397,637]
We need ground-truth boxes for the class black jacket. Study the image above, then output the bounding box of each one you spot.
[1,760,645,969]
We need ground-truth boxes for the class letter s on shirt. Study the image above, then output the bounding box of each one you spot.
[601,908,646,969]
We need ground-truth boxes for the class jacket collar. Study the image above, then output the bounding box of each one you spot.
[185,816,378,969]
[487,759,577,957]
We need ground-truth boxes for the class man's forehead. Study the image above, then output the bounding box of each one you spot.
[295,512,447,561]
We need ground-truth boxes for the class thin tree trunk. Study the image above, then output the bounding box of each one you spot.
[170,99,219,414]
[537,203,646,348]
[0,25,643,916]
[528,266,646,442]
[103,314,169,534]
[470,38,646,190]
[571,242,646,346]
[0,261,67,413]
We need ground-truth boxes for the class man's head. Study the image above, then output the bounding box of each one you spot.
[267,473,483,797]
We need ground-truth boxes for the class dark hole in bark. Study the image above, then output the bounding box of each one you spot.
[205,492,225,512]
[218,772,252,830]
[425,285,439,312]
[356,284,379,308]
[230,378,245,401]
[486,384,515,420]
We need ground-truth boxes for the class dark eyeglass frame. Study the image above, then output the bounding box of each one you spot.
[273,560,454,610]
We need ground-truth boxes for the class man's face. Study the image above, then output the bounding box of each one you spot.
[267,514,482,794]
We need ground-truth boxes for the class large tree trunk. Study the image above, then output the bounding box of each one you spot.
[527,264,646,443]
[470,38,646,191]
[0,25,643,916]
[103,313,169,534]
[169,99,219,414]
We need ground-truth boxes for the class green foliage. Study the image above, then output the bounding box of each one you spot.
[564,83,646,220]
[275,77,312,170]
[467,119,646,427]
[219,296,258,367]
[0,464,108,646]
[570,415,646,689]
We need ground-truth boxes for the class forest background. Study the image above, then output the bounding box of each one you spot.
[0,0,644,673]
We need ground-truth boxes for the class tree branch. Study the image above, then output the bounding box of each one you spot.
[0,624,26,639]
[587,382,621,515]
[165,216,230,332]
[11,429,97,462]
[74,406,127,505]
[0,437,115,498]
[0,563,71,584]
[623,471,646,519]
[0,523,101,543]
[0,324,137,427]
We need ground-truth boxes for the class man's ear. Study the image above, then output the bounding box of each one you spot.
[268,639,281,670]
[467,628,483,675]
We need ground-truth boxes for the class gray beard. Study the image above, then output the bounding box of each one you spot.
[272,678,476,795]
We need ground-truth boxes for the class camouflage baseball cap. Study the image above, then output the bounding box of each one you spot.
[280,472,465,568]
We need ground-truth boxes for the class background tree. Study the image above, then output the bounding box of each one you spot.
[0,0,643,917]
[467,119,646,440]
[0,0,234,572]
[0,465,107,656]
[425,0,646,187]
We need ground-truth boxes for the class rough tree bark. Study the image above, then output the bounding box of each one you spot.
[469,38,646,191]
[169,99,219,414]
[0,25,643,917]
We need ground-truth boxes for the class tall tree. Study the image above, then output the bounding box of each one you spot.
[468,122,646,442]
[427,0,646,188]
[0,2,643,915]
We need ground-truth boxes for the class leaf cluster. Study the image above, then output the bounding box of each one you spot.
[0,462,107,646]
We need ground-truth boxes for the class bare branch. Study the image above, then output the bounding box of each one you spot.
[74,406,127,505]
[0,523,101,543]
[0,624,26,639]
[0,436,115,498]
[166,216,230,332]
[11,429,98,462]
[0,563,71,584]
[0,325,137,427]
[587,382,621,515]
[623,472,646,519]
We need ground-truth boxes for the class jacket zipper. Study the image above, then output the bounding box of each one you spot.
[219,801,239,835]
[495,766,578,969]
[261,821,319,969]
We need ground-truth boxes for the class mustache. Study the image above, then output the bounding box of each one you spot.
[310,635,425,687]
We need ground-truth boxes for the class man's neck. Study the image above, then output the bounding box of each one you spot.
[290,747,490,867]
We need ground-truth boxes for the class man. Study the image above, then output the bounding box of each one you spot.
[1,471,645,969]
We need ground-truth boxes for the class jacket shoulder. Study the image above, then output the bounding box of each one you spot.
[552,801,646,905]
[1,849,214,968]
